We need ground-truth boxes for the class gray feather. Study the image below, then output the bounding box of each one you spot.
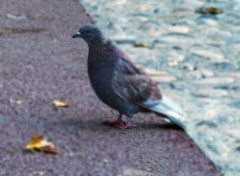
[142,95,187,129]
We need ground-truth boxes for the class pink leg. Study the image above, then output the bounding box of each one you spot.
[103,114,126,127]
[116,121,135,130]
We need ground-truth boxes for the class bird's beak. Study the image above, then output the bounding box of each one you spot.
[72,32,81,38]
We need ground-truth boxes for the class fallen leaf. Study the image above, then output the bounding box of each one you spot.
[26,134,54,149]
[133,43,152,48]
[195,7,223,15]
[53,100,69,108]
[25,134,58,155]
[133,43,147,48]
[41,146,59,155]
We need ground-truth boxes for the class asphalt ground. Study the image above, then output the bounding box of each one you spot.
[0,0,221,175]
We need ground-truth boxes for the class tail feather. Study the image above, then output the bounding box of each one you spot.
[141,95,187,129]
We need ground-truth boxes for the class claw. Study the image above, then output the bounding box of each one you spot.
[103,114,126,127]
[103,114,134,129]
[116,122,135,130]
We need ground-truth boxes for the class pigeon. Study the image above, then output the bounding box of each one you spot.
[72,24,186,129]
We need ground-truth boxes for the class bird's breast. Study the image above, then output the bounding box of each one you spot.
[87,59,116,102]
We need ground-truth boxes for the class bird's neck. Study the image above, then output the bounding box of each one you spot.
[88,38,108,51]
[88,40,115,62]
[88,43,105,52]
[87,40,118,78]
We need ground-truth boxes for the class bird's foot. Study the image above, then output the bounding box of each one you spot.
[115,122,135,130]
[103,118,126,127]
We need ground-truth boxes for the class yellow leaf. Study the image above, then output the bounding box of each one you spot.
[25,134,58,155]
[53,100,69,108]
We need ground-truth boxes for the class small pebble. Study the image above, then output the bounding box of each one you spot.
[144,68,167,76]
[191,49,224,61]
[122,168,153,176]
[193,77,235,85]
[152,75,176,83]
[168,26,190,34]
[192,88,228,98]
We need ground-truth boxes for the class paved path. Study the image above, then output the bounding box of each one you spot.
[0,0,221,175]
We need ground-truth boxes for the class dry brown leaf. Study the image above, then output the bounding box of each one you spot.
[25,134,58,155]
[41,146,59,155]
[53,100,69,108]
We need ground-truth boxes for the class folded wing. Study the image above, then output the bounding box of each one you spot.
[112,55,186,129]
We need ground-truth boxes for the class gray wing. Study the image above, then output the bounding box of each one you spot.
[111,57,161,104]
[112,56,186,129]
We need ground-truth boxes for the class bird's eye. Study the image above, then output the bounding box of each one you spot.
[86,30,90,33]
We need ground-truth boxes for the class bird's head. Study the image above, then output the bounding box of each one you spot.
[72,24,104,45]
